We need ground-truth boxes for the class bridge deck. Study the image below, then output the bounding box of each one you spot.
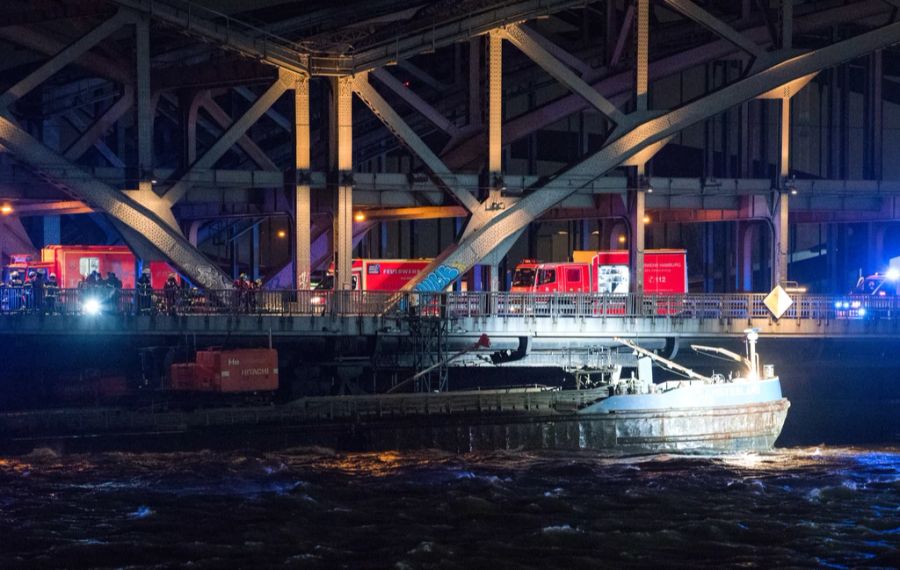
[1,289,898,340]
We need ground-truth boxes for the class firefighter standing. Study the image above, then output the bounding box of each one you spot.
[30,270,44,314]
[137,269,152,314]
[8,271,24,312]
[164,273,179,315]
[45,273,58,314]
[106,271,122,312]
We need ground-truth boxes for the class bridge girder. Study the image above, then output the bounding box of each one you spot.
[407,19,900,291]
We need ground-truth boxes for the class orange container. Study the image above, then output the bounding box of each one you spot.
[194,348,278,392]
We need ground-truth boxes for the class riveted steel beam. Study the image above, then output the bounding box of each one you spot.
[0,10,132,109]
[64,86,134,162]
[352,73,479,213]
[0,112,232,290]
[63,109,126,168]
[333,76,354,291]
[610,4,635,68]
[0,26,132,84]
[772,96,791,287]
[198,93,278,171]
[488,30,503,208]
[309,0,594,75]
[294,75,311,290]
[136,15,152,188]
[635,0,649,113]
[234,86,291,131]
[661,0,762,58]
[110,0,310,77]
[370,68,459,136]
[164,72,292,205]
[444,1,890,170]
[503,24,625,124]
[410,20,900,291]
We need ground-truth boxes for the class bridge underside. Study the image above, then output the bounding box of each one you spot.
[1,0,900,295]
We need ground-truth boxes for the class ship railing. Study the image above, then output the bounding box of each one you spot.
[2,289,900,320]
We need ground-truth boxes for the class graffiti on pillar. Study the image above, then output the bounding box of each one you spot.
[197,265,232,290]
[415,262,466,292]
[297,270,310,290]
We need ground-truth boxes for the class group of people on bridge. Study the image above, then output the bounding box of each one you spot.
[0,268,270,316]
[0,269,60,313]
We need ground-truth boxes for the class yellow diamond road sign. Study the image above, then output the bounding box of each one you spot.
[764,285,793,319]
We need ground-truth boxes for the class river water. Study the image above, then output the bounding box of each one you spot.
[0,445,897,568]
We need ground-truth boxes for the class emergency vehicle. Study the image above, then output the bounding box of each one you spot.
[510,250,688,294]
[851,268,900,297]
[6,245,176,288]
[316,259,432,290]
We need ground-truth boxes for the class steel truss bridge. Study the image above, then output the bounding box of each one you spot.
[3,0,900,300]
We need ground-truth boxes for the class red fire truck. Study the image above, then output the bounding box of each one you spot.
[317,259,432,290]
[6,245,176,288]
[510,249,688,294]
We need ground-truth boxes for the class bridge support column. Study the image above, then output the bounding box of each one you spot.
[865,50,883,180]
[333,77,354,291]
[629,0,649,295]
[136,15,152,195]
[629,181,646,294]
[772,97,791,288]
[251,224,260,281]
[772,192,789,288]
[635,0,649,113]
[294,76,311,289]
[488,31,503,208]
[737,222,755,292]
[489,264,500,293]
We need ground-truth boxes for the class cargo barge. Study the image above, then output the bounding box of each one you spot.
[0,332,789,454]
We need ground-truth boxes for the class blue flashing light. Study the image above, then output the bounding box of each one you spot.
[858,308,867,317]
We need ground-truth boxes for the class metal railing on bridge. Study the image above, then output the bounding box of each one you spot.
[0,287,895,322]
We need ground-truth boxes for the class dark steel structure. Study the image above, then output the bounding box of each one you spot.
[2,0,900,303]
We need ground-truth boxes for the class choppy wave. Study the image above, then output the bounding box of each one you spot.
[0,446,897,568]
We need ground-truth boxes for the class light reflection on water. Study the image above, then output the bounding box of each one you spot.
[0,446,897,568]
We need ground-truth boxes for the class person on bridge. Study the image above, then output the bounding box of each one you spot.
[249,278,263,313]
[45,273,58,314]
[137,269,152,315]
[105,272,122,312]
[8,271,24,312]
[234,273,250,313]
[164,273,179,316]
[30,270,44,314]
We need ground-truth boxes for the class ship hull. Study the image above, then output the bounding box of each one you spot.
[0,382,790,455]
[348,398,789,454]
